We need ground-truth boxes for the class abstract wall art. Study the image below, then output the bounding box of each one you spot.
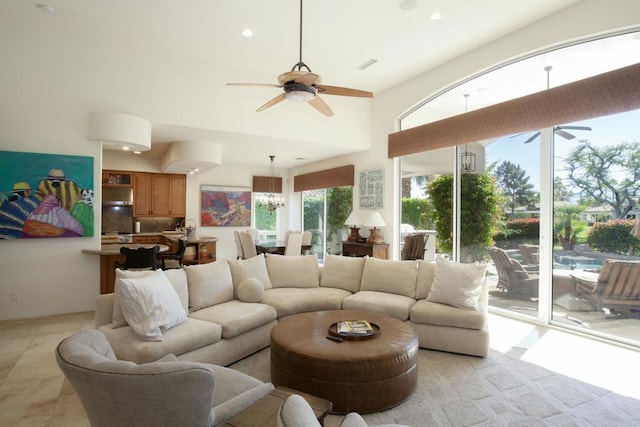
[200,185,251,227]
[0,150,94,239]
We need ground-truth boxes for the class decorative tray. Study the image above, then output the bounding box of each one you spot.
[328,321,380,341]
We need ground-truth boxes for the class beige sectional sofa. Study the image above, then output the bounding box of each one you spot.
[95,253,490,366]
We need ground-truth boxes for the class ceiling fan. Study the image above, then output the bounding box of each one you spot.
[516,125,592,144]
[514,66,591,143]
[226,0,373,117]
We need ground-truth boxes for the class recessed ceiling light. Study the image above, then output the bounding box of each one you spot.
[133,150,141,154]
[36,4,54,13]
[122,146,131,151]
[430,12,442,21]
[241,28,254,37]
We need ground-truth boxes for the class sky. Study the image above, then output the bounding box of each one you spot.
[486,109,640,192]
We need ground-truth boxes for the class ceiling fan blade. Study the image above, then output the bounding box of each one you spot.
[257,94,286,112]
[316,84,373,98]
[308,96,334,117]
[523,132,541,144]
[226,83,282,88]
[556,126,592,131]
[554,129,575,139]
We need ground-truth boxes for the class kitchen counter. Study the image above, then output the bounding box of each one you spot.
[86,233,218,294]
[162,232,218,244]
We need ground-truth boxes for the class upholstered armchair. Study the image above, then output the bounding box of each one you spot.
[55,330,274,427]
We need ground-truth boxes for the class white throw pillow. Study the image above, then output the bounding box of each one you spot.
[426,257,486,310]
[185,260,234,311]
[118,274,188,341]
[112,269,165,328]
[237,278,264,303]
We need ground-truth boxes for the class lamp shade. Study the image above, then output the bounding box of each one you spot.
[344,211,361,226]
[363,211,386,228]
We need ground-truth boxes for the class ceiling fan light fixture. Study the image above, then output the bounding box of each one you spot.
[284,83,316,103]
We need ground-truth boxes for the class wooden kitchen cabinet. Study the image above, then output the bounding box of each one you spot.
[102,170,133,187]
[133,172,186,217]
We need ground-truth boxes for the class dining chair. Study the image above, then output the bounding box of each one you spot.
[301,231,312,254]
[158,238,187,269]
[234,230,245,259]
[240,231,258,259]
[115,246,161,270]
[284,232,303,256]
[248,228,260,243]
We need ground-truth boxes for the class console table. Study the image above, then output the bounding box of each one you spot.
[341,241,388,259]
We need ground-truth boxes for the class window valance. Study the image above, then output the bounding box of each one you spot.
[388,62,640,158]
[293,165,355,192]
[253,176,283,193]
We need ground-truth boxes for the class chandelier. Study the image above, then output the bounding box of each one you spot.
[256,155,285,212]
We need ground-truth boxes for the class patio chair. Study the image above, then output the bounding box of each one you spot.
[518,244,540,265]
[573,259,640,313]
[488,246,539,297]
[401,233,429,260]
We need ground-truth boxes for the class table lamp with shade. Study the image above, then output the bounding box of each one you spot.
[364,211,386,244]
[344,211,362,242]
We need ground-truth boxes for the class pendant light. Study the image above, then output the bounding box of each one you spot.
[460,94,476,173]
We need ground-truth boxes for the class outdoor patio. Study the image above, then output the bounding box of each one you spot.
[485,270,640,343]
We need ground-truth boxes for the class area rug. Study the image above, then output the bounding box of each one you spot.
[229,346,640,426]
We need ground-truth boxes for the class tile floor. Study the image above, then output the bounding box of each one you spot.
[0,311,638,426]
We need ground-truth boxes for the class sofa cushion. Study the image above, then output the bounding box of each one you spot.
[320,254,365,293]
[342,290,416,321]
[185,260,234,311]
[238,278,265,303]
[189,300,277,339]
[228,254,273,296]
[410,299,486,330]
[163,268,189,312]
[266,254,320,288]
[426,257,486,310]
[261,287,351,318]
[98,318,222,363]
[112,269,165,328]
[415,260,435,300]
[360,257,418,298]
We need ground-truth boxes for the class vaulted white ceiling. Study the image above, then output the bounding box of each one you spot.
[1,0,580,168]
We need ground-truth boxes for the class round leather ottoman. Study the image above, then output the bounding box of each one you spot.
[270,310,418,414]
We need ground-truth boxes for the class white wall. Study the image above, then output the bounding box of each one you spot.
[1,0,638,320]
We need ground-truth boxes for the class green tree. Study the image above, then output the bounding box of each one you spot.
[554,204,585,250]
[495,161,536,218]
[564,140,640,217]
[428,172,502,261]
[553,177,572,202]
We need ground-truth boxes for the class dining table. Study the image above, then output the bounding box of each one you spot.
[255,240,312,256]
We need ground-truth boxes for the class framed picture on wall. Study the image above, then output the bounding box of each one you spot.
[359,168,384,209]
[0,150,94,239]
[200,185,251,226]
